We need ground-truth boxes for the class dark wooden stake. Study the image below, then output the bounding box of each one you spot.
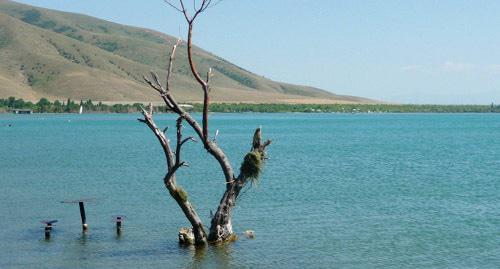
[44,224,52,239]
[42,220,57,240]
[116,216,122,234]
[79,202,88,231]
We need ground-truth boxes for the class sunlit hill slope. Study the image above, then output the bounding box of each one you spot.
[0,0,376,103]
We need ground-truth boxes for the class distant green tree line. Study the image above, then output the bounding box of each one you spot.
[189,103,500,113]
[0,97,144,113]
[1,97,499,113]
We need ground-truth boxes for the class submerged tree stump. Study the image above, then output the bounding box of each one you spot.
[178,227,195,245]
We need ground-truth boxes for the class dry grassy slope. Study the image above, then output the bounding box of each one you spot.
[0,0,376,103]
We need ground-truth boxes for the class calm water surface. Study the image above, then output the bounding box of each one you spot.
[0,113,499,268]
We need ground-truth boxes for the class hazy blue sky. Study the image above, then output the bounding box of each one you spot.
[13,0,500,104]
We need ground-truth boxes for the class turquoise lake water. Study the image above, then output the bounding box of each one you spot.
[0,113,499,268]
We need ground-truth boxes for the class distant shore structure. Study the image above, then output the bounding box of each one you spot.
[179,104,194,109]
[12,109,32,114]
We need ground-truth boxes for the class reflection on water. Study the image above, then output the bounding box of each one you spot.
[115,232,123,241]
[212,244,234,269]
[186,243,236,269]
[78,233,88,245]
[66,233,95,263]
[186,244,206,269]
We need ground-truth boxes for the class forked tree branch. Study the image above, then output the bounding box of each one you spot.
[251,127,272,153]
[138,105,174,171]
[165,0,213,141]
[166,39,182,92]
[143,2,234,181]
[139,24,212,244]
[174,117,196,166]
[138,96,207,245]
[163,0,183,13]
[164,0,221,23]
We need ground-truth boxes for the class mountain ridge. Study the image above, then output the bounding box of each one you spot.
[0,0,377,104]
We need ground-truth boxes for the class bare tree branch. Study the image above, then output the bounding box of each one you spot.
[165,161,188,182]
[150,72,163,89]
[205,0,223,10]
[186,27,208,87]
[206,67,213,86]
[138,105,174,169]
[166,39,182,92]
[181,136,197,146]
[262,139,272,150]
[169,0,222,23]
[164,0,183,13]
[143,75,163,93]
[175,116,184,165]
[139,90,207,244]
[162,1,214,143]
[143,36,183,111]
[212,129,219,142]
[179,0,191,22]
[202,87,210,141]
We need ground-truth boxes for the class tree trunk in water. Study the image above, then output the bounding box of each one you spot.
[166,180,207,245]
[208,181,244,242]
[208,128,271,242]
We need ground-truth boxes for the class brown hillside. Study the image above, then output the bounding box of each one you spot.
[0,0,377,104]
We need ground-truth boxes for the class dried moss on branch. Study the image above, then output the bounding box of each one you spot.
[240,151,263,182]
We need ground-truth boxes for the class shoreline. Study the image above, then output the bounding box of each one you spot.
[1,107,499,114]
[1,97,498,114]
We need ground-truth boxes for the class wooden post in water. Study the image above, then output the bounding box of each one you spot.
[79,202,88,232]
[113,215,125,235]
[41,220,58,240]
[116,216,122,234]
[44,224,52,239]
[61,198,94,232]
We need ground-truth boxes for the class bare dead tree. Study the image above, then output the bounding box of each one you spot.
[139,0,271,245]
